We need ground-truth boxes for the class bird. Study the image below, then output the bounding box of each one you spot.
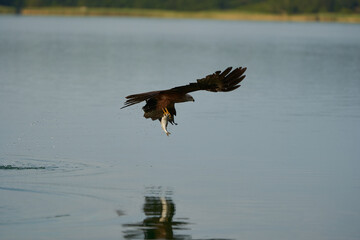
[121,66,247,133]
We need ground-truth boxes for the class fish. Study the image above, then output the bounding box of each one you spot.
[161,113,171,136]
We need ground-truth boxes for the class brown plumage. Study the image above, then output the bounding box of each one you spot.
[121,66,247,125]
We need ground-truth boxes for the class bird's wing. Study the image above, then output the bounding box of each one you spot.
[121,90,161,109]
[168,66,246,94]
[121,67,246,109]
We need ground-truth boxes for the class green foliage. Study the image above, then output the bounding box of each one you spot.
[0,0,359,13]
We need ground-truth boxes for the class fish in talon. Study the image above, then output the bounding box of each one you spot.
[161,113,171,136]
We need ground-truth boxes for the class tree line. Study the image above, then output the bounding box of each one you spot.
[1,0,359,14]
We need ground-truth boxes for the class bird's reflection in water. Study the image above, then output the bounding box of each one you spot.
[121,187,190,239]
[120,187,231,240]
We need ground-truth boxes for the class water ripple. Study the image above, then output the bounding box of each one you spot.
[0,165,48,170]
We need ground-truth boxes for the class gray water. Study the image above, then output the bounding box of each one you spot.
[0,16,360,240]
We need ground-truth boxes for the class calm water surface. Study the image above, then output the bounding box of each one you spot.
[0,16,360,240]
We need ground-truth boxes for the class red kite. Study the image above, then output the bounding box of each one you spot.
[121,66,247,134]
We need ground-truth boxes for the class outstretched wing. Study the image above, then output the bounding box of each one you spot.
[121,90,161,109]
[121,66,246,109]
[168,66,246,94]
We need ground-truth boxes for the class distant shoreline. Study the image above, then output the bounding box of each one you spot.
[1,6,360,23]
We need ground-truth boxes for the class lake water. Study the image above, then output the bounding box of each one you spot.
[0,15,360,240]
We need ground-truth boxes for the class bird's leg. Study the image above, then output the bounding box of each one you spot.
[166,108,172,119]
[162,108,171,118]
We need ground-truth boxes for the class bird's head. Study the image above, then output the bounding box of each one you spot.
[185,94,195,102]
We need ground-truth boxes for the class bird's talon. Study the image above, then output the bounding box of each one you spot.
[162,108,172,118]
